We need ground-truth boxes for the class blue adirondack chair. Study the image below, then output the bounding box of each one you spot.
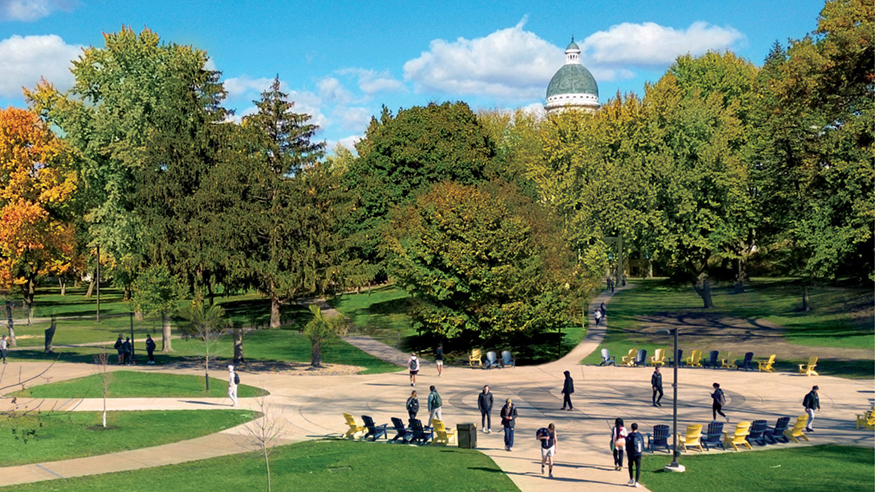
[599,348,616,366]
[746,419,769,446]
[361,415,388,441]
[700,421,725,450]
[736,352,754,371]
[647,424,671,453]
[668,349,684,367]
[408,418,434,445]
[764,417,791,444]
[702,350,720,368]
[500,350,515,368]
[633,349,647,367]
[390,417,411,443]
[485,351,501,369]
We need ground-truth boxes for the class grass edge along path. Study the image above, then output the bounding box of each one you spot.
[0,409,255,467]
[1,439,521,492]
[13,371,266,399]
[641,444,874,492]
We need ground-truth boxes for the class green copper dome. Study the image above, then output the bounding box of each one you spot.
[546,64,599,98]
[566,40,580,50]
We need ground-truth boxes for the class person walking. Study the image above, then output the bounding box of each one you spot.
[594,309,602,327]
[478,385,494,433]
[228,365,238,407]
[599,302,607,317]
[0,334,6,364]
[145,334,156,364]
[537,423,558,478]
[803,385,821,432]
[500,398,517,451]
[625,423,644,487]
[122,337,133,365]
[435,344,444,377]
[651,367,663,407]
[114,334,124,364]
[711,382,728,422]
[611,417,627,471]
[427,385,442,422]
[407,353,420,386]
[406,390,419,421]
[561,371,574,410]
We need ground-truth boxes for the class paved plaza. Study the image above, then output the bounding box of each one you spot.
[0,288,873,491]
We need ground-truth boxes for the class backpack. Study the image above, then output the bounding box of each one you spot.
[536,427,549,440]
[233,373,240,385]
[627,432,644,456]
[431,392,442,408]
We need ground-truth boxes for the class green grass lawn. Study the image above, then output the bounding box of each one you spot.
[14,371,266,399]
[0,410,254,467]
[641,445,874,492]
[3,439,519,492]
[7,329,401,375]
[582,278,874,377]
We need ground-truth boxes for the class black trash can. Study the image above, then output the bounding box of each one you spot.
[457,423,477,449]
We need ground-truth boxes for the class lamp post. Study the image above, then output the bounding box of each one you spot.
[660,327,685,472]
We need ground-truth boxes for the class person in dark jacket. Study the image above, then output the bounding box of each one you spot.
[122,337,133,365]
[478,385,494,433]
[145,334,157,364]
[114,334,124,364]
[803,385,821,432]
[435,343,444,377]
[406,390,419,421]
[500,398,517,451]
[561,371,574,410]
[625,423,644,487]
[711,382,728,422]
[651,367,663,407]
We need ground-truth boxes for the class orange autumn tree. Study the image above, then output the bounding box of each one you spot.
[0,107,77,343]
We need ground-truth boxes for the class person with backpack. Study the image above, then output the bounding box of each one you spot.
[406,390,419,420]
[428,385,442,422]
[711,382,728,422]
[145,334,157,364]
[611,417,627,471]
[803,385,821,432]
[228,365,239,407]
[651,367,663,407]
[114,334,124,364]
[594,309,602,327]
[500,398,517,452]
[407,353,420,386]
[625,422,645,487]
[561,370,574,410]
[478,385,494,433]
[537,423,558,478]
[122,337,133,365]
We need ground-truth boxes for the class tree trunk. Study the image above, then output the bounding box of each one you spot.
[233,328,244,365]
[123,285,131,301]
[270,289,281,329]
[161,313,173,353]
[204,353,210,391]
[84,271,95,298]
[694,279,714,309]
[135,310,144,321]
[25,278,35,326]
[311,339,322,367]
[4,301,16,347]
[802,286,810,312]
[59,277,66,296]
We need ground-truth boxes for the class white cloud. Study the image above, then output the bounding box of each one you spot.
[334,106,372,131]
[403,18,561,100]
[0,34,81,97]
[327,135,362,155]
[0,0,76,21]
[581,21,745,67]
[336,68,405,96]
[317,77,353,105]
[223,75,274,99]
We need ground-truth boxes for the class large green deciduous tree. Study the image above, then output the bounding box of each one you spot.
[387,181,589,343]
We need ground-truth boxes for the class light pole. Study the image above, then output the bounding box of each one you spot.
[660,327,685,472]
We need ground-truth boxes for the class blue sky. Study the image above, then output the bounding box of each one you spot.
[1,0,828,150]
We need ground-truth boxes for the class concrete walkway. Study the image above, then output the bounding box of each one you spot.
[1,285,873,491]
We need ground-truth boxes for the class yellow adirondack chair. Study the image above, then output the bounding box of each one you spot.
[676,424,703,452]
[724,421,752,451]
[342,413,365,439]
[468,349,482,367]
[784,415,810,443]
[430,419,456,445]
[621,349,637,366]
[856,406,875,430]
[685,350,703,368]
[650,349,666,367]
[721,352,736,369]
[758,354,776,372]
[798,356,819,376]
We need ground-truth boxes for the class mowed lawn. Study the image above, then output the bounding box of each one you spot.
[3,439,520,492]
[0,410,254,467]
[14,371,266,399]
[641,445,874,492]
